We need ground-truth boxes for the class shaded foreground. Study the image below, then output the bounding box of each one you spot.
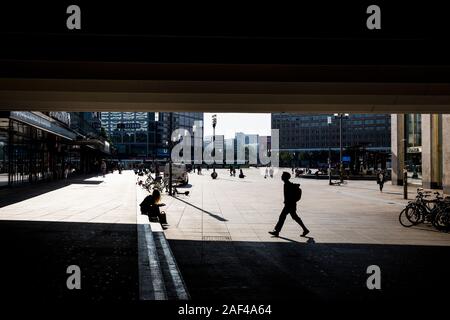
[169,239,450,301]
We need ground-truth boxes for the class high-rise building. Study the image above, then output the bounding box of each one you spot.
[204,132,270,165]
[100,112,203,163]
[271,113,391,168]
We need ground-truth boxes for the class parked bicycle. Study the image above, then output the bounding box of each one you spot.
[138,171,189,196]
[399,188,450,231]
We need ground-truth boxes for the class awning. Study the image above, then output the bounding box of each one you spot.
[9,111,77,140]
[69,138,111,154]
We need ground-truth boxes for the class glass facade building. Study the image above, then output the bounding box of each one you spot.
[100,112,203,163]
[0,112,110,188]
[272,113,391,151]
[405,114,423,181]
[271,113,391,169]
[392,114,448,191]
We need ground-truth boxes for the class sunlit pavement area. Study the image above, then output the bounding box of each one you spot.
[0,171,138,301]
[1,169,450,302]
[162,168,450,301]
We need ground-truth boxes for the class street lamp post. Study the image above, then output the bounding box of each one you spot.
[211,114,218,179]
[403,115,408,199]
[334,113,349,183]
[327,116,332,185]
[168,112,173,195]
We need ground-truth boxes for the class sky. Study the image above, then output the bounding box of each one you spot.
[203,113,271,139]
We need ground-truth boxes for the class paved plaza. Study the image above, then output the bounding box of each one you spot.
[0,169,449,301]
[161,168,450,301]
[0,172,138,301]
[163,167,450,246]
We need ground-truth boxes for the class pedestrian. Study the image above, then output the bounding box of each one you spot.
[64,164,69,180]
[101,160,107,177]
[269,172,309,237]
[230,165,234,176]
[140,189,168,227]
[239,169,245,179]
[155,163,160,178]
[377,169,385,192]
[269,167,274,178]
[94,160,99,176]
[264,167,268,179]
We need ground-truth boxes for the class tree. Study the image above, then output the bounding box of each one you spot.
[279,152,294,166]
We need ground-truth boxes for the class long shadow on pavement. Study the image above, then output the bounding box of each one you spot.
[169,239,450,302]
[0,220,138,302]
[172,196,228,222]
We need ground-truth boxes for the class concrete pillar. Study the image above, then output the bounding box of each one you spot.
[421,114,442,189]
[442,115,450,194]
[391,114,405,185]
[422,114,432,188]
[432,115,442,189]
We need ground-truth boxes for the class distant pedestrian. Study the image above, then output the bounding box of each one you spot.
[264,167,268,179]
[101,160,107,177]
[64,165,70,179]
[269,167,274,178]
[377,169,385,192]
[94,160,99,176]
[239,169,245,179]
[140,189,168,226]
[232,168,236,177]
[269,172,309,237]
[155,163,161,178]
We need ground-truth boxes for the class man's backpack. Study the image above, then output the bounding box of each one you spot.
[292,183,302,202]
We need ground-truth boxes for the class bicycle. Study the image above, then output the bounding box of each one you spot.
[399,188,450,231]
[432,196,450,231]
[399,188,435,227]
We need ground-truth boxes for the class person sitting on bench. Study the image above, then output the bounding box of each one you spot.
[140,189,167,226]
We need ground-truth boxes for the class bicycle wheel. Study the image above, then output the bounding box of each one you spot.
[434,207,450,232]
[399,208,413,227]
[399,205,420,227]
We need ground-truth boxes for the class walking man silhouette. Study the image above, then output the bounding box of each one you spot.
[377,169,386,192]
[269,172,309,237]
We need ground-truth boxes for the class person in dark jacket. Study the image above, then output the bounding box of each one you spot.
[376,169,386,192]
[269,172,309,237]
[140,189,167,225]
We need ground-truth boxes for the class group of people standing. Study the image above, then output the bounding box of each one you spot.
[229,165,246,178]
[264,167,275,179]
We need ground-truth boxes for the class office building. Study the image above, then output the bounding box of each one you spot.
[100,112,203,166]
[0,112,109,187]
[271,113,391,169]
[391,114,450,193]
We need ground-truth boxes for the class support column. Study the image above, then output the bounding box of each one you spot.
[442,115,450,194]
[391,114,405,185]
[422,114,432,188]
